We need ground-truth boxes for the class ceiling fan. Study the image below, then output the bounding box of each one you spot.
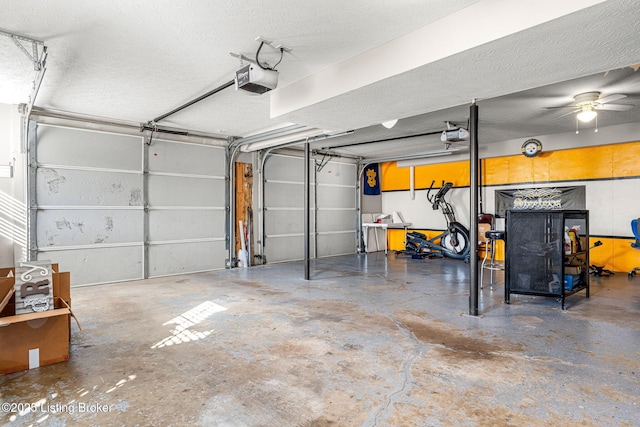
[547,92,633,122]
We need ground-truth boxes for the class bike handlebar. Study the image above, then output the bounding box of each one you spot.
[427,180,454,210]
[427,180,436,202]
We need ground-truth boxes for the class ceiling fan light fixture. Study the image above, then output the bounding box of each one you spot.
[577,105,597,122]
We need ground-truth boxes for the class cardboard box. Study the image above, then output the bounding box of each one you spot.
[564,266,582,275]
[0,264,72,374]
[0,277,14,317]
[0,308,70,374]
[53,271,71,307]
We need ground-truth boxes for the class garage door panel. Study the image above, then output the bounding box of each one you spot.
[265,210,305,235]
[37,209,143,247]
[317,185,355,209]
[148,209,225,241]
[316,162,356,186]
[148,241,226,277]
[37,125,142,171]
[263,236,314,263]
[317,210,356,233]
[265,155,305,181]
[148,140,225,175]
[148,175,225,207]
[37,168,143,207]
[265,182,305,208]
[37,246,143,286]
[317,233,355,257]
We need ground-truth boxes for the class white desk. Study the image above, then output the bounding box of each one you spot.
[362,223,388,255]
[362,222,412,255]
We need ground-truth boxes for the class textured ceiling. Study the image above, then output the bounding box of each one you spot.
[1,0,639,160]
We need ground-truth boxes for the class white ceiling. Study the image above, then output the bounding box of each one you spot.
[1,0,639,160]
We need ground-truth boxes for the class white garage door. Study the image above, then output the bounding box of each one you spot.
[32,124,226,286]
[263,153,356,263]
[315,159,357,257]
[146,138,226,277]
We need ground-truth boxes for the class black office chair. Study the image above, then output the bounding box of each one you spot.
[629,218,640,277]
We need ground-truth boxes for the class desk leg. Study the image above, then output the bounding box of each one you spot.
[362,226,369,253]
[384,227,388,256]
[373,227,379,252]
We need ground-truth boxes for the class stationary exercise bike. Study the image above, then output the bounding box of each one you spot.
[403,181,471,260]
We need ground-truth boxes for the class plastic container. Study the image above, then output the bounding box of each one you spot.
[569,225,582,252]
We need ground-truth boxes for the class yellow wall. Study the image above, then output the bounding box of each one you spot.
[383,141,640,190]
[483,142,640,185]
[382,141,640,272]
[381,160,470,191]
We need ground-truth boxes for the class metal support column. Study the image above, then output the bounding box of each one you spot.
[469,100,479,316]
[304,138,311,280]
[355,164,363,253]
[142,138,150,278]
[313,159,318,259]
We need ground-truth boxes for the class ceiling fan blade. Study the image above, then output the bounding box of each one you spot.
[556,109,579,118]
[598,93,627,104]
[597,104,633,111]
[545,106,576,110]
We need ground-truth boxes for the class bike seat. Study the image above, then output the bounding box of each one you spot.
[485,230,506,240]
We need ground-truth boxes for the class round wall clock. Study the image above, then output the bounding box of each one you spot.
[521,139,543,157]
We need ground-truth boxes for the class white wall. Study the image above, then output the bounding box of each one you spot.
[0,103,27,267]
[383,187,470,231]
[362,193,382,214]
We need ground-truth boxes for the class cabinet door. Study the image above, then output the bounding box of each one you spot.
[506,211,563,295]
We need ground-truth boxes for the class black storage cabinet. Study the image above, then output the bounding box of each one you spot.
[505,210,589,309]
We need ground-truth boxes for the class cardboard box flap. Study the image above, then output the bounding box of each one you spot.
[53,271,71,304]
[1,277,14,302]
[56,297,82,331]
[0,288,14,314]
[0,308,70,327]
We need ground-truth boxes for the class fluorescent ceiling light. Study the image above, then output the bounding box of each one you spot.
[395,148,465,167]
[242,122,300,139]
[381,119,398,129]
[240,128,326,152]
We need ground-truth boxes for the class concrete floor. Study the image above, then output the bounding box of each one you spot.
[1,253,639,426]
